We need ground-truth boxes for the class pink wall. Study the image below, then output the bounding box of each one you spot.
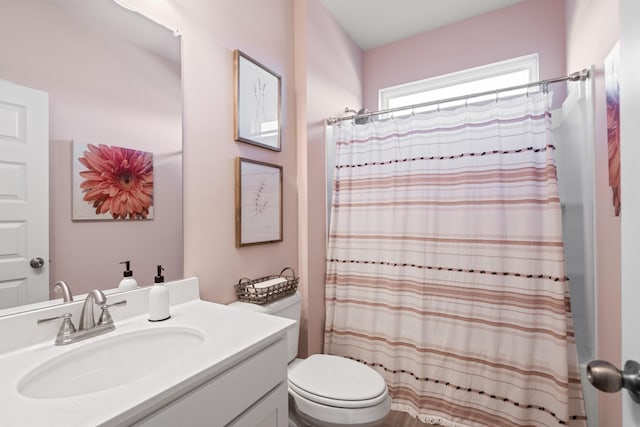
[566,1,621,426]
[0,0,183,296]
[296,0,363,356]
[363,0,567,111]
[134,0,299,305]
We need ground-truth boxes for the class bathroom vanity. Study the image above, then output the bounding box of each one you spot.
[0,278,294,426]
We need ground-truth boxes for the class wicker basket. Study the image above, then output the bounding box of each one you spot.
[234,267,299,305]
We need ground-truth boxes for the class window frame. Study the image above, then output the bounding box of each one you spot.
[378,53,539,111]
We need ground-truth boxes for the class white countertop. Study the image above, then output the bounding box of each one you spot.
[0,278,294,427]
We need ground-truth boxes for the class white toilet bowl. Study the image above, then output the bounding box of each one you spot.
[229,292,390,426]
[287,354,390,427]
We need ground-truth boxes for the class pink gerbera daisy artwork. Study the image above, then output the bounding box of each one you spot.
[73,142,154,220]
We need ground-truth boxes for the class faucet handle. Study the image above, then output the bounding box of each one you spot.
[37,312,73,326]
[37,313,77,345]
[98,300,127,326]
[105,300,127,309]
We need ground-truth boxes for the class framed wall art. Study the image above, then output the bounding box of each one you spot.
[235,157,283,246]
[605,41,620,217]
[72,141,154,220]
[233,49,281,151]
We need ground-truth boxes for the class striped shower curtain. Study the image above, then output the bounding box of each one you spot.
[324,93,587,427]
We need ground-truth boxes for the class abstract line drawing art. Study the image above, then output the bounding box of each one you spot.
[235,157,283,246]
[234,50,281,151]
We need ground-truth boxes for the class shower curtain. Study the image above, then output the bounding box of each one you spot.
[324,93,586,427]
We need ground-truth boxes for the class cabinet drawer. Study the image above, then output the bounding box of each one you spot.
[135,338,287,426]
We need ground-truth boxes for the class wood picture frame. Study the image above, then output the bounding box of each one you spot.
[233,50,282,151]
[235,157,283,246]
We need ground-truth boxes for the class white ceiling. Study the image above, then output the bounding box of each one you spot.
[320,0,527,51]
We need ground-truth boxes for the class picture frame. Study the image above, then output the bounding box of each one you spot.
[72,141,154,221]
[605,42,620,217]
[235,157,283,246]
[233,49,282,151]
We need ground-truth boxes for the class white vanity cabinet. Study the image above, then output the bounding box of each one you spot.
[132,338,288,427]
[0,278,294,427]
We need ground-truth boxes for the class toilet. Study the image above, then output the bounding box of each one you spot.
[229,292,391,426]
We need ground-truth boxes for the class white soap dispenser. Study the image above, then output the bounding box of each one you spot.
[118,260,138,290]
[148,265,170,322]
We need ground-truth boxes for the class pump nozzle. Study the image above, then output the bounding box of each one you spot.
[120,260,133,277]
[154,265,165,283]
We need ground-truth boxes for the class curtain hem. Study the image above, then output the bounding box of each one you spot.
[391,403,471,427]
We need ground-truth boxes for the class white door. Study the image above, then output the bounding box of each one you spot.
[0,80,49,309]
[620,0,640,424]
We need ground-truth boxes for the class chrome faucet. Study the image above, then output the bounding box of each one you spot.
[52,281,74,302]
[79,289,108,330]
[37,290,126,346]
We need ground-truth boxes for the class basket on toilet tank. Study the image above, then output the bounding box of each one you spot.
[234,267,299,305]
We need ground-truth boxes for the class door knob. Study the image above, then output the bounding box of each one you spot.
[587,359,640,403]
[30,257,45,269]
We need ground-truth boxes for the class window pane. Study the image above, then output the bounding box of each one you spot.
[380,54,539,117]
[388,69,531,115]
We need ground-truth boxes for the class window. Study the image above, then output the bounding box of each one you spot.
[379,54,539,115]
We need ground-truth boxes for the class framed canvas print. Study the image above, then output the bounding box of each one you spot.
[605,41,621,216]
[235,157,283,246]
[234,49,281,151]
[72,141,154,220]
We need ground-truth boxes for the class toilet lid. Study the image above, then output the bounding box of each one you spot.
[288,354,387,407]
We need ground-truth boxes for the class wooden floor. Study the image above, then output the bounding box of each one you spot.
[381,410,434,427]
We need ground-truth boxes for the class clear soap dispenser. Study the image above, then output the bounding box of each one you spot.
[148,265,170,322]
[118,260,138,290]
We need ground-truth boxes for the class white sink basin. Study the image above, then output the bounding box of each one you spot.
[18,326,204,399]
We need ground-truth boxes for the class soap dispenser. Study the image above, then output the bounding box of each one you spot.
[148,265,170,322]
[118,260,138,290]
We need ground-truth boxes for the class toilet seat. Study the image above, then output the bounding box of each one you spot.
[288,354,388,409]
[289,388,391,427]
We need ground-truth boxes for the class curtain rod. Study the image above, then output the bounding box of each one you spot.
[326,68,590,125]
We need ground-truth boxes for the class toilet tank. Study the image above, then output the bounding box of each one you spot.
[228,291,302,363]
